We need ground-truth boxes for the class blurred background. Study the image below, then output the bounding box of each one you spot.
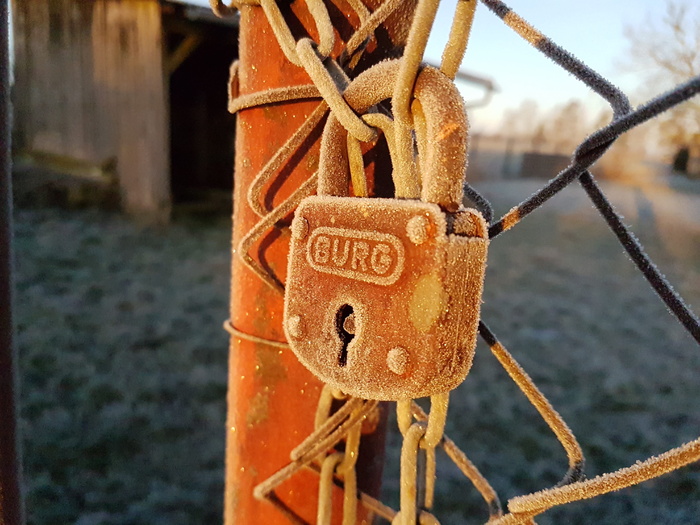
[8,0,700,523]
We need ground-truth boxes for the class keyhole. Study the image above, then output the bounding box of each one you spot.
[335,304,355,367]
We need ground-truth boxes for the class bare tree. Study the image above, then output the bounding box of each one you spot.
[594,107,654,180]
[623,1,700,161]
[547,100,587,154]
[498,98,590,155]
[498,99,540,140]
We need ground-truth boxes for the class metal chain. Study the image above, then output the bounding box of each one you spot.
[260,0,335,65]
[294,37,377,142]
[253,387,379,507]
[313,387,362,525]
[217,0,700,522]
[395,394,449,524]
[391,0,440,197]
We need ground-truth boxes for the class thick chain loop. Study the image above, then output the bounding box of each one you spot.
[393,423,441,525]
[257,0,380,142]
[397,394,448,446]
[295,38,378,142]
[314,386,363,525]
[259,0,335,65]
[317,452,346,525]
[395,394,449,524]
[225,0,479,164]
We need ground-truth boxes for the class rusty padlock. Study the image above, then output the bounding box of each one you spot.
[283,61,488,400]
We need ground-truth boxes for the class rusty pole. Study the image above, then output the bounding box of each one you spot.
[224,1,415,522]
[0,1,25,524]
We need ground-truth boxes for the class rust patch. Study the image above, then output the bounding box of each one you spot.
[255,342,288,384]
[247,390,270,427]
[262,105,289,123]
[245,336,288,428]
[436,122,460,142]
[502,206,521,231]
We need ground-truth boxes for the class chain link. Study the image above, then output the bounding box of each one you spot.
[295,38,378,142]
[394,423,429,525]
[313,386,363,525]
[391,0,439,197]
[395,395,448,524]
[259,0,335,65]
[317,453,345,524]
[253,386,378,512]
[440,0,477,79]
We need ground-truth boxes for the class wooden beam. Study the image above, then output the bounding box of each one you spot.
[92,0,171,221]
[17,150,117,183]
[167,33,203,75]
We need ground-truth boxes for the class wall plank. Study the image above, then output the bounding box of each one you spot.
[12,0,171,219]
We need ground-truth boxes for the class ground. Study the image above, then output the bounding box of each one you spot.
[13,173,700,524]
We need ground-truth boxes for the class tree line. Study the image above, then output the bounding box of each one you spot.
[494,1,699,178]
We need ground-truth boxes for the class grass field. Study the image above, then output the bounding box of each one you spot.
[14,176,700,524]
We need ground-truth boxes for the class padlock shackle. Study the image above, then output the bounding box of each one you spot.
[318,59,469,212]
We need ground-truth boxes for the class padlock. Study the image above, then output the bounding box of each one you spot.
[283,60,488,400]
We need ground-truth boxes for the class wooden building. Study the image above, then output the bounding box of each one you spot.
[12,0,238,220]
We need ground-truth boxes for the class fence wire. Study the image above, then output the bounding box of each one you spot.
[474,0,700,346]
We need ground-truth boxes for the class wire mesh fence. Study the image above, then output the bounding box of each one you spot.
[222,0,700,520]
[7,0,700,523]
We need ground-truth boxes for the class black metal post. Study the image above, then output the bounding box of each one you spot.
[0,1,25,523]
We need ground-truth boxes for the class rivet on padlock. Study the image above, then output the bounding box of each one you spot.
[291,216,310,241]
[386,347,409,376]
[283,60,488,400]
[406,215,432,245]
[286,314,306,340]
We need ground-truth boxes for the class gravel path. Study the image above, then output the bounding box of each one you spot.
[14,176,700,524]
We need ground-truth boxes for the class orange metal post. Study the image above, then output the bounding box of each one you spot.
[224,1,415,523]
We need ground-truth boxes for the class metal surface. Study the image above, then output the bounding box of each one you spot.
[0,0,25,523]
[225,8,331,521]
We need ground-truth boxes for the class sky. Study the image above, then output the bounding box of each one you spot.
[187,0,681,131]
[435,0,672,132]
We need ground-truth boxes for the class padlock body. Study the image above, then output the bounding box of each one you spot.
[284,196,488,400]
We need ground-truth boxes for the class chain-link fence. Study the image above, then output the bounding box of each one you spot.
[218,0,700,520]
